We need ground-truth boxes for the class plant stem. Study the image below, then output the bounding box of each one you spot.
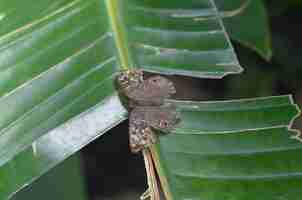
[105,0,133,70]
[150,146,173,200]
[143,149,160,200]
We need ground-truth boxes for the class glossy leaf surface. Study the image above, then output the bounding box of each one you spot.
[0,0,121,168]
[0,95,127,199]
[1,0,286,199]
[154,95,301,200]
[0,0,241,171]
[123,0,242,78]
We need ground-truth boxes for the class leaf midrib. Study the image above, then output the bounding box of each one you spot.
[105,0,132,70]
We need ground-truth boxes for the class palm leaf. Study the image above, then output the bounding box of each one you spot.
[0,95,126,199]
[0,0,240,198]
[122,0,242,77]
[0,0,300,200]
[153,96,301,200]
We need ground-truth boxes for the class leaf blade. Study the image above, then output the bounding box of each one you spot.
[124,0,242,78]
[1,0,244,198]
[0,0,122,169]
[0,95,127,199]
[154,96,301,200]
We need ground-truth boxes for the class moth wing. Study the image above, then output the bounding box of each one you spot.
[129,108,157,153]
[145,76,176,97]
[144,105,181,131]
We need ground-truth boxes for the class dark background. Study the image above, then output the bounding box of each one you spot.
[80,3,302,199]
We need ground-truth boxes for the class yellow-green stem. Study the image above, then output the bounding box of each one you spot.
[105,0,133,70]
[150,146,173,200]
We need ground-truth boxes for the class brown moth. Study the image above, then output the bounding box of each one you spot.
[117,70,176,107]
[129,105,180,153]
[116,69,180,153]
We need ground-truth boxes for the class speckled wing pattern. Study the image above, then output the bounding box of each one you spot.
[128,108,157,153]
[116,70,180,153]
[126,75,176,106]
[117,70,176,107]
[129,105,180,153]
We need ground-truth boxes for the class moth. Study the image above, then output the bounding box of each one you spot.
[129,104,180,153]
[116,69,180,153]
[117,69,176,107]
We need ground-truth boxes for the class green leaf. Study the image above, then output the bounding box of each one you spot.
[0,0,241,198]
[216,0,272,60]
[0,95,126,199]
[11,154,87,200]
[153,95,301,200]
[123,0,242,78]
[0,0,123,167]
